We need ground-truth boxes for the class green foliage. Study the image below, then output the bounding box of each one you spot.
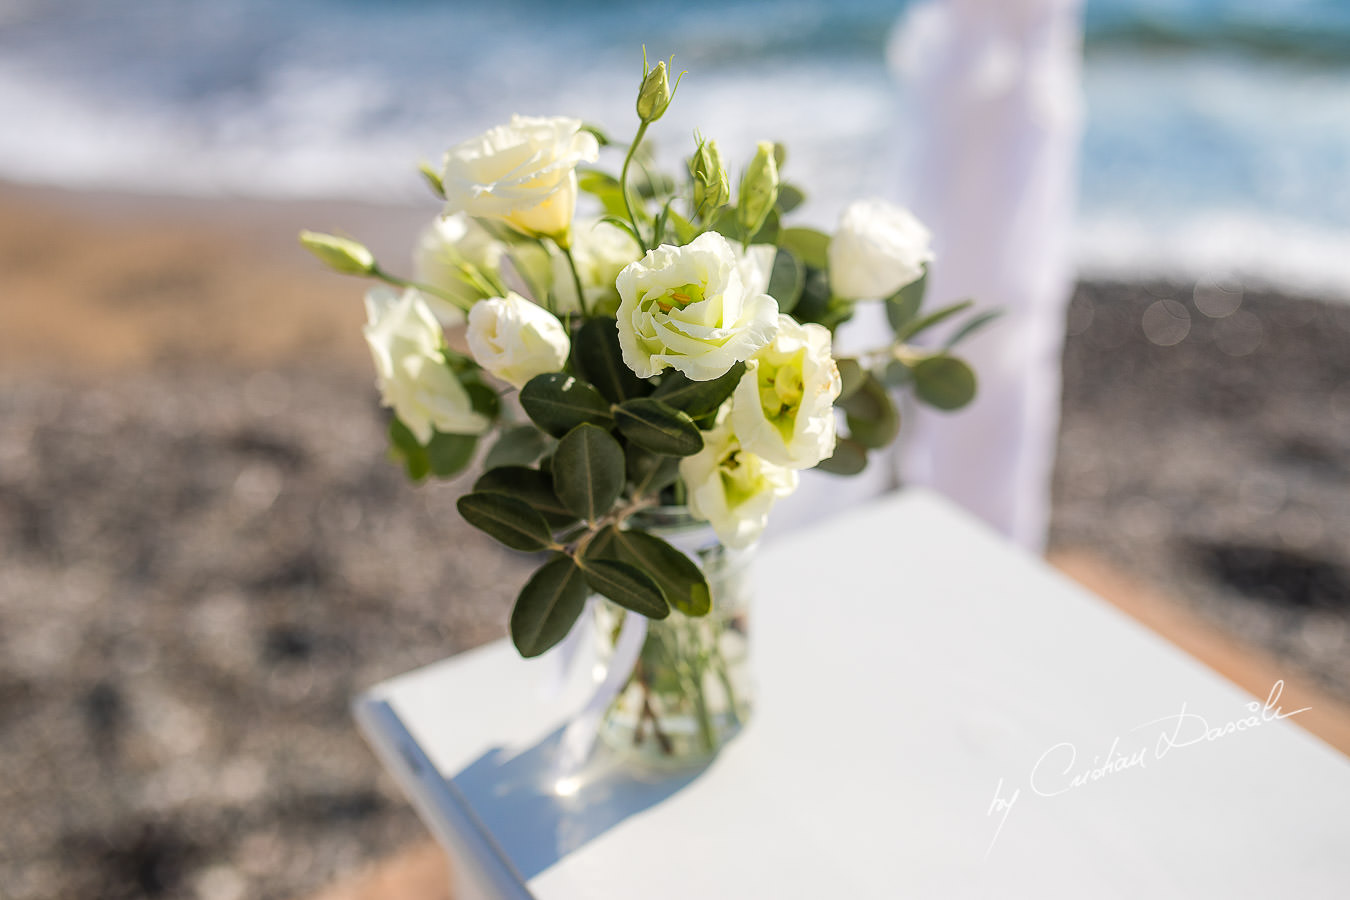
[779,227,830,270]
[456,492,554,552]
[944,309,1004,348]
[838,373,900,450]
[816,436,868,476]
[388,418,477,481]
[483,424,550,469]
[578,170,629,218]
[884,266,927,333]
[625,444,682,497]
[510,555,590,657]
[776,183,805,215]
[912,355,978,410]
[834,357,866,403]
[473,466,578,529]
[587,526,711,616]
[893,298,974,344]
[613,399,703,457]
[520,373,612,437]
[767,248,804,313]
[580,558,670,619]
[650,362,745,418]
[552,424,626,521]
[572,318,650,403]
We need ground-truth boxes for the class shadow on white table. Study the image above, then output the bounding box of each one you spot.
[356,488,1350,900]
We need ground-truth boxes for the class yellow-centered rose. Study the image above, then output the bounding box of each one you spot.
[363,287,489,443]
[615,231,779,381]
[441,115,599,242]
[679,410,798,549]
[731,315,841,469]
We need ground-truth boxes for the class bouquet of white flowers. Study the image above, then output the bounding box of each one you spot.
[302,52,989,763]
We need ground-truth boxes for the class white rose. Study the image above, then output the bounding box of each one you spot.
[413,213,506,324]
[679,411,798,549]
[828,198,934,300]
[363,287,490,443]
[731,315,841,469]
[551,220,642,317]
[466,292,571,388]
[615,231,780,381]
[441,115,599,241]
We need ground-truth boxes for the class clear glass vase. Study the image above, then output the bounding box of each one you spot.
[592,508,754,768]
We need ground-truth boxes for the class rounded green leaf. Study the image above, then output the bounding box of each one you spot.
[387,417,430,482]
[913,356,977,411]
[651,362,745,417]
[511,555,590,657]
[884,266,928,333]
[767,248,804,314]
[839,375,899,450]
[552,424,625,521]
[626,444,682,497]
[484,424,551,469]
[835,357,866,403]
[520,373,612,437]
[780,226,830,270]
[474,466,577,529]
[572,318,650,403]
[614,399,703,457]
[816,436,868,476]
[457,492,554,552]
[594,527,711,617]
[581,558,670,620]
[427,431,478,478]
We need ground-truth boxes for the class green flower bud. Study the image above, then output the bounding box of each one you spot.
[689,136,730,217]
[737,141,780,238]
[299,230,376,276]
[637,60,673,122]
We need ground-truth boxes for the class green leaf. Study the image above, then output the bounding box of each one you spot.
[780,227,830,270]
[651,362,745,417]
[885,267,928,333]
[572,317,650,403]
[580,558,669,619]
[457,492,555,552]
[816,437,868,476]
[894,298,975,344]
[626,444,681,496]
[461,376,501,421]
[483,425,550,470]
[552,424,625,521]
[777,183,806,214]
[790,266,832,327]
[613,399,703,457]
[388,418,429,481]
[511,555,590,657]
[913,355,978,410]
[881,359,913,389]
[767,248,804,314]
[835,357,866,403]
[427,431,478,478]
[474,466,577,529]
[944,309,1004,349]
[839,374,900,449]
[577,169,628,218]
[519,372,612,437]
[589,527,711,617]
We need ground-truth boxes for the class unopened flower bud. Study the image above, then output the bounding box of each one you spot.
[690,137,730,217]
[637,60,673,122]
[299,230,376,276]
[737,141,779,237]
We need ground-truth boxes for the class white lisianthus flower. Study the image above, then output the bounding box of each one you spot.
[737,243,777,298]
[731,315,841,469]
[615,231,779,381]
[551,220,641,317]
[466,292,571,388]
[441,115,599,241]
[363,287,490,443]
[828,198,934,300]
[413,213,506,324]
[679,411,798,549]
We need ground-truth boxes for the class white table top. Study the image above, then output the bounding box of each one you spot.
[356,488,1350,900]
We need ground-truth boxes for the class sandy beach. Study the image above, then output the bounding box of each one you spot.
[2,181,1348,899]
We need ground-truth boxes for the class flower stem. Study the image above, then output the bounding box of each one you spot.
[559,242,590,317]
[620,121,651,252]
[371,266,475,313]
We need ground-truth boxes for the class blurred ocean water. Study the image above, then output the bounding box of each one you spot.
[1,0,1348,292]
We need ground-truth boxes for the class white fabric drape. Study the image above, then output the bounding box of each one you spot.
[890,0,1085,551]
